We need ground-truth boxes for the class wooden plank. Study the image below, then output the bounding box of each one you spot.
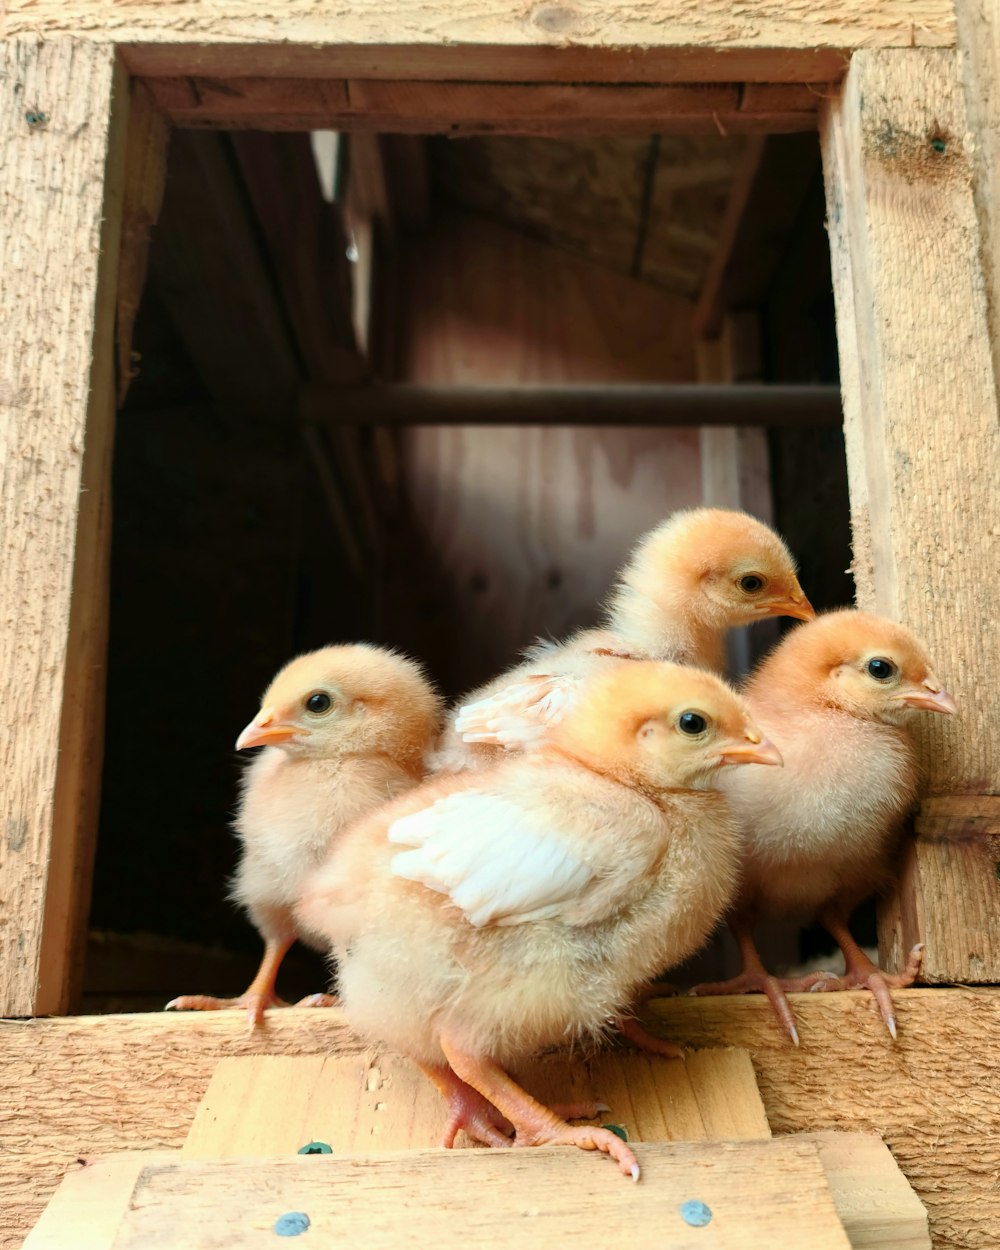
[22,1154,174,1250]
[115,81,168,407]
[821,49,1000,982]
[300,382,843,428]
[4,2,955,84]
[1,993,996,1250]
[114,1142,849,1249]
[956,0,1000,392]
[804,1132,931,1250]
[0,38,127,1017]
[181,1049,769,1158]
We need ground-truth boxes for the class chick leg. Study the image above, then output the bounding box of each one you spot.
[439,1035,640,1181]
[780,910,923,1040]
[416,1063,514,1149]
[690,920,801,1047]
[165,934,295,1030]
[613,1015,685,1059]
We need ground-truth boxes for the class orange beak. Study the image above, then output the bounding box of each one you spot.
[765,589,816,623]
[719,734,783,768]
[898,682,958,715]
[235,708,305,750]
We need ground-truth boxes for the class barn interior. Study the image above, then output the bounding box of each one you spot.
[83,127,852,1012]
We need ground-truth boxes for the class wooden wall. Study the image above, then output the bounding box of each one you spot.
[382,211,704,696]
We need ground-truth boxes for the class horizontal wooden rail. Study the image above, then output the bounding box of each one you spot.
[298,383,843,428]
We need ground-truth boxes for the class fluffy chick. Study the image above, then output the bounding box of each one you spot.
[693,610,957,1042]
[167,644,442,1028]
[435,508,813,772]
[297,661,781,1180]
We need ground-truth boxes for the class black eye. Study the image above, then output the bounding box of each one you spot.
[678,711,707,736]
[738,574,766,594]
[305,692,332,714]
[866,658,896,681]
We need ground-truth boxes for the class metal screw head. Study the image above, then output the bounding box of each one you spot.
[274,1211,311,1237]
[679,1199,713,1228]
[297,1141,332,1155]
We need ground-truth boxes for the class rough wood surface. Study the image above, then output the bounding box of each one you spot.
[805,1131,931,1250]
[0,38,124,1017]
[956,0,1000,391]
[0,992,996,1250]
[821,49,1000,982]
[3,2,955,82]
[181,1049,769,1158]
[143,76,818,134]
[101,1143,850,1249]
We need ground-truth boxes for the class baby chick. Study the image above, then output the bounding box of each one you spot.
[167,644,442,1028]
[297,661,781,1180]
[435,508,813,770]
[693,610,957,1042]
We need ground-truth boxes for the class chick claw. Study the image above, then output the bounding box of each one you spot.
[779,943,924,1040]
[613,1014,685,1059]
[293,993,339,1009]
[164,990,288,1031]
[515,1122,640,1182]
[690,971,801,1047]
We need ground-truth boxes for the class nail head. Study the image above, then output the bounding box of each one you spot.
[297,1141,332,1155]
[274,1212,310,1237]
[680,1199,712,1227]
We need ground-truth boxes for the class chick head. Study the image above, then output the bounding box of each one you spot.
[550,660,782,791]
[235,644,441,763]
[616,508,814,632]
[753,609,957,726]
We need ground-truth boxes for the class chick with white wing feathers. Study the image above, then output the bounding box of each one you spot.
[297,661,781,1180]
[167,644,442,1029]
[433,508,813,772]
[692,610,957,1043]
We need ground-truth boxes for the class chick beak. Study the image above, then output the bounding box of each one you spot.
[235,708,301,750]
[719,732,784,768]
[765,588,816,623]
[898,680,958,716]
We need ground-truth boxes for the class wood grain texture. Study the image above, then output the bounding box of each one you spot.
[1,993,995,1250]
[142,76,818,134]
[181,1049,769,1158]
[0,39,125,1017]
[956,0,1000,393]
[821,49,1000,798]
[122,1143,849,1249]
[3,1,955,83]
[821,49,1000,983]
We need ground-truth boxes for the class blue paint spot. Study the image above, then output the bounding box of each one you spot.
[274,1212,310,1237]
[297,1141,332,1155]
[679,1199,712,1228]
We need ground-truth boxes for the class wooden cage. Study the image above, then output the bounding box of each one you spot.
[1,3,999,1247]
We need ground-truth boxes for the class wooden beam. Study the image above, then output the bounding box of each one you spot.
[4,3,955,84]
[0,39,129,1017]
[299,383,842,428]
[142,77,822,134]
[956,0,1000,395]
[0,992,995,1250]
[821,50,1000,983]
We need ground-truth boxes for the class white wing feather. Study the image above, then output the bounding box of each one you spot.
[454,674,583,749]
[388,791,593,927]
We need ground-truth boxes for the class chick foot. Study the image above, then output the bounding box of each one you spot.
[781,928,924,1040]
[440,1037,640,1180]
[690,970,800,1047]
[613,1014,685,1059]
[417,1063,514,1149]
[165,989,288,1030]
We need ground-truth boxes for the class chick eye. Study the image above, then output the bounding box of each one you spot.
[866,658,896,681]
[678,711,708,736]
[738,574,766,594]
[305,691,333,714]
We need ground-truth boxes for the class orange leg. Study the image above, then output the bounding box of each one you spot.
[613,1015,684,1059]
[691,920,801,1047]
[778,910,923,1040]
[166,934,295,1030]
[439,1035,640,1181]
[416,1063,514,1149]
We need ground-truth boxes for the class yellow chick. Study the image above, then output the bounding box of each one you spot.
[167,644,442,1028]
[434,508,813,772]
[297,662,781,1180]
[693,610,957,1042]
